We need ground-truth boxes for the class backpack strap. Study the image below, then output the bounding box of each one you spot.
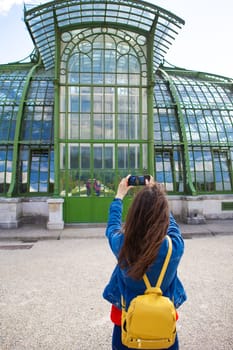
[143,235,172,289]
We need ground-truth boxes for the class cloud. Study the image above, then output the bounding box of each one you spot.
[0,0,23,14]
[0,0,47,15]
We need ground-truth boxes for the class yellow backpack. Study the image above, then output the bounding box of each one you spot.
[121,235,176,349]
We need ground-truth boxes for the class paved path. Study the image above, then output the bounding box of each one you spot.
[0,218,233,241]
[0,232,233,350]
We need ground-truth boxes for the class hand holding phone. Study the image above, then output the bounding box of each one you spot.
[127,175,151,186]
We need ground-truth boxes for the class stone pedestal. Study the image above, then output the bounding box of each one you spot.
[182,196,206,224]
[47,198,64,230]
[0,198,22,228]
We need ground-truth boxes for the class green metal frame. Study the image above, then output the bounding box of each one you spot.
[147,15,157,177]
[158,66,233,194]
[7,61,41,197]
[58,26,151,222]
[22,0,185,222]
[24,0,184,70]
[158,68,196,194]
[54,11,60,197]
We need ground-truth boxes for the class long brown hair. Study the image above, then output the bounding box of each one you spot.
[118,182,169,280]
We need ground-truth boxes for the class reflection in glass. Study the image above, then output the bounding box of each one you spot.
[29,152,48,192]
[81,146,90,168]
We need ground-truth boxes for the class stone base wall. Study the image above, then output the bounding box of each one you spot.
[0,197,64,229]
[169,194,233,223]
[0,195,232,228]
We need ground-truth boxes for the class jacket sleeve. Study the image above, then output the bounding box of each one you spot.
[105,198,124,258]
[167,212,185,257]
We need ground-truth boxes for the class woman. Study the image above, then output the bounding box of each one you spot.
[103,175,187,350]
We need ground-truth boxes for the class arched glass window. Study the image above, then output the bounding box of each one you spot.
[59,27,148,197]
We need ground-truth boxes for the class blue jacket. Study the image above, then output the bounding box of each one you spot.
[103,198,187,310]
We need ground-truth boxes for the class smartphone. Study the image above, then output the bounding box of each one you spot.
[128,175,150,186]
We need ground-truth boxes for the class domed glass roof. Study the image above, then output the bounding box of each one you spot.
[24,0,184,70]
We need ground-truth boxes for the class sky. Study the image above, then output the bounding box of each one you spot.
[0,0,232,78]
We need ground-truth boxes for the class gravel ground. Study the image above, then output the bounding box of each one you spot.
[0,235,233,350]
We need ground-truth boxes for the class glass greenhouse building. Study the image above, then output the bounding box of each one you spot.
[0,0,232,228]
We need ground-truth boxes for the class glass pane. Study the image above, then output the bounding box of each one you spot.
[93,114,103,139]
[94,146,103,168]
[70,146,79,169]
[105,88,114,112]
[69,114,80,139]
[105,145,113,169]
[155,151,174,191]
[118,145,128,169]
[80,114,90,138]
[129,145,140,169]
[129,114,139,140]
[60,144,66,169]
[118,114,128,139]
[29,152,49,193]
[214,152,231,191]
[105,114,114,139]
[81,145,90,168]
[81,87,91,112]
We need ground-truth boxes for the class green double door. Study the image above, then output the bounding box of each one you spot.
[63,196,132,223]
